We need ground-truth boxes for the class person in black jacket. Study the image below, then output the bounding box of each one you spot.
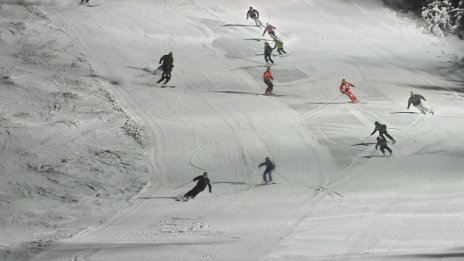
[264,42,274,64]
[259,157,275,183]
[246,6,263,27]
[370,121,395,143]
[156,52,174,85]
[184,172,212,199]
[375,136,392,156]
[407,91,433,115]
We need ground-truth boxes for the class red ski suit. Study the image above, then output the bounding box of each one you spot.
[339,80,357,103]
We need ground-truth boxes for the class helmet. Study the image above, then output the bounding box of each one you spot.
[265,157,270,160]
[374,121,379,125]
[342,78,346,82]
[250,6,253,9]
[203,171,208,176]
[267,66,271,69]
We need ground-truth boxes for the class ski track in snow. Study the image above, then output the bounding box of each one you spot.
[1,0,464,260]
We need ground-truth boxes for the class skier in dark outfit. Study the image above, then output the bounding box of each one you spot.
[264,42,274,64]
[246,6,263,27]
[375,136,392,156]
[156,52,174,85]
[407,91,433,115]
[258,157,275,183]
[184,172,212,199]
[370,121,395,143]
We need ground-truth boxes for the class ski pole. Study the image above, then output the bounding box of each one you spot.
[172,180,193,190]
[329,93,344,103]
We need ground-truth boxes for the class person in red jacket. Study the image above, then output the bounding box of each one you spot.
[263,66,274,96]
[339,79,358,103]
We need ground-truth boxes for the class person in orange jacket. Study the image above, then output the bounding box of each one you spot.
[263,66,274,96]
[339,79,358,103]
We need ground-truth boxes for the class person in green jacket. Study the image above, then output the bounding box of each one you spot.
[273,39,286,55]
[264,42,274,64]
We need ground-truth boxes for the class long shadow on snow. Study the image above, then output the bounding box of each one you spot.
[351,142,376,146]
[126,65,154,74]
[389,111,420,114]
[223,24,258,27]
[211,90,286,97]
[306,101,349,105]
[388,251,464,259]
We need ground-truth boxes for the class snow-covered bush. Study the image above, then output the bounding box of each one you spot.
[383,0,464,38]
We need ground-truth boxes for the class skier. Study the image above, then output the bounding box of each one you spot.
[183,172,212,200]
[407,91,433,115]
[263,23,277,39]
[246,6,264,27]
[80,0,89,4]
[375,136,392,156]
[258,157,275,183]
[273,39,286,55]
[156,52,174,85]
[339,79,358,103]
[264,42,274,64]
[370,121,395,143]
[263,66,274,96]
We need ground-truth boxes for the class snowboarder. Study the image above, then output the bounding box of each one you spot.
[264,42,274,64]
[375,136,392,156]
[183,172,212,200]
[407,91,433,115]
[339,79,358,103]
[370,121,395,143]
[156,52,174,85]
[258,157,275,183]
[247,6,264,27]
[263,66,274,96]
[273,39,286,55]
[80,0,89,4]
[263,23,277,39]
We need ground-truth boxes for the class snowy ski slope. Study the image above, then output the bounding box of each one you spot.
[1,0,464,260]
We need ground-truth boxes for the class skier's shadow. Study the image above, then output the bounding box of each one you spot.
[233,65,268,70]
[306,102,348,105]
[139,196,178,200]
[389,111,420,114]
[358,155,386,159]
[212,90,262,96]
[350,142,376,146]
[212,90,286,97]
[127,65,155,74]
[223,24,259,27]
[244,38,272,41]
[212,181,252,185]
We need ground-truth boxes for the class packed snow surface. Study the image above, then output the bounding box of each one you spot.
[1,0,464,260]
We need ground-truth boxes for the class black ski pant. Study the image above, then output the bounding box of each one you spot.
[263,169,273,182]
[379,131,395,142]
[157,68,172,84]
[184,186,204,199]
[277,48,286,55]
[379,145,392,154]
[264,80,273,94]
[80,0,89,3]
[264,53,274,64]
